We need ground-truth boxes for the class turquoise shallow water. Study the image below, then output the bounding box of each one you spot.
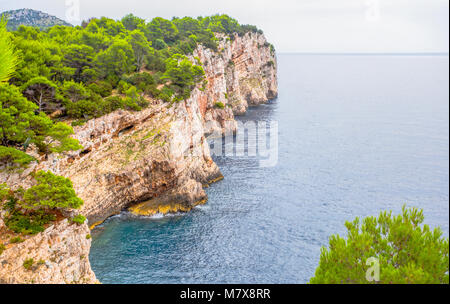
[90,54,449,284]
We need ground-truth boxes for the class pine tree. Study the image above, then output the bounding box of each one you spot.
[310,206,449,284]
[0,17,19,82]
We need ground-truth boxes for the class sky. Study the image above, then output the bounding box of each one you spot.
[1,0,448,53]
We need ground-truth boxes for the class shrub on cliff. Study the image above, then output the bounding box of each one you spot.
[59,80,92,103]
[22,171,83,210]
[23,258,34,270]
[309,206,449,284]
[5,208,56,235]
[70,214,87,225]
[214,102,225,109]
[10,236,24,243]
[0,83,82,155]
[1,171,85,235]
[161,54,205,102]
[88,81,113,98]
[0,146,35,167]
[0,183,9,201]
[123,72,155,89]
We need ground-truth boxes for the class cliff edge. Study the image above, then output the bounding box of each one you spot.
[1,31,277,225]
[0,31,277,283]
[0,215,97,284]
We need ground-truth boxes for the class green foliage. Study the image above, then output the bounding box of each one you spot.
[71,119,87,127]
[21,76,59,114]
[158,86,175,103]
[59,80,107,120]
[0,82,40,146]
[22,171,83,210]
[96,39,135,77]
[145,17,179,44]
[269,43,275,55]
[59,80,91,103]
[124,72,155,88]
[46,122,83,153]
[199,15,262,38]
[127,30,154,71]
[66,97,105,119]
[5,209,56,235]
[117,80,129,94]
[0,184,17,211]
[153,39,168,50]
[0,243,5,255]
[0,17,19,82]
[0,83,81,153]
[121,14,145,32]
[0,146,35,167]
[88,81,112,97]
[4,13,262,119]
[310,206,449,284]
[62,44,96,83]
[1,171,84,236]
[214,102,225,109]
[11,36,53,86]
[66,87,148,120]
[0,183,10,201]
[86,234,91,240]
[125,85,148,109]
[10,236,24,243]
[70,214,86,225]
[161,54,205,101]
[92,17,126,36]
[23,258,34,270]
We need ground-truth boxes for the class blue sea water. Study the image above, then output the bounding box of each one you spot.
[90,54,449,284]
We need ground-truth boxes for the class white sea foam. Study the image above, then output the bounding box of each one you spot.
[195,204,211,211]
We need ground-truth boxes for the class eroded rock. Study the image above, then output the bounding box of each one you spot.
[0,219,97,284]
[0,32,277,284]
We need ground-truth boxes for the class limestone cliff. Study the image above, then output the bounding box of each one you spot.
[193,32,278,136]
[1,31,277,225]
[0,32,277,284]
[0,216,97,284]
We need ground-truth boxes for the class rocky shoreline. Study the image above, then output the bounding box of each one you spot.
[0,32,277,284]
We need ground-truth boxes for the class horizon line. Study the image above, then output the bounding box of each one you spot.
[278,52,449,56]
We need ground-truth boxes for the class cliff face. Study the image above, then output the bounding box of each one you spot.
[193,32,278,136]
[0,217,97,284]
[0,32,277,284]
[1,31,277,225]
[1,98,222,226]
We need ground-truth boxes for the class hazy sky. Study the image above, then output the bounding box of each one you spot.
[1,0,448,53]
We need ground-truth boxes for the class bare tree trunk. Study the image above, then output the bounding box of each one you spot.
[39,91,43,113]
[136,54,142,72]
[1,129,7,146]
